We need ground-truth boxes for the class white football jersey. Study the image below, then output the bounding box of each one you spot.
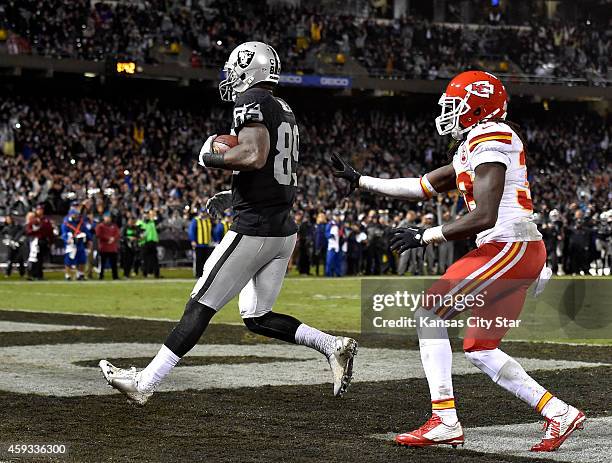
[452,121,542,246]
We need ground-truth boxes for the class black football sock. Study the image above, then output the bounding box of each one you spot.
[164,298,217,357]
[243,311,302,344]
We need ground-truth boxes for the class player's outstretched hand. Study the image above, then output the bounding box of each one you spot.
[389,227,426,254]
[206,190,232,218]
[329,153,361,194]
[198,134,217,168]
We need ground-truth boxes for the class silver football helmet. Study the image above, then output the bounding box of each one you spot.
[219,41,281,102]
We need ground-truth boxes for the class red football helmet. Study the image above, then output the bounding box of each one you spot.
[435,70,508,140]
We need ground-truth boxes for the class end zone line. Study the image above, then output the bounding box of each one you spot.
[0,307,242,324]
[0,308,609,347]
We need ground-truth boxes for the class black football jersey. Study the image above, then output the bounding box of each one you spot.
[230,88,298,237]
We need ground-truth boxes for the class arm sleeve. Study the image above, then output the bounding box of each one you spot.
[358,175,437,199]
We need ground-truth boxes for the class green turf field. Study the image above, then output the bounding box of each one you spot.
[1,271,610,343]
[0,271,362,331]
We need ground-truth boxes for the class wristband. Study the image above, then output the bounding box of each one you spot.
[422,225,447,244]
[419,175,438,198]
[199,152,226,168]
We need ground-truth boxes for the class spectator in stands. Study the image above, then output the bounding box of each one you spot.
[96,211,120,280]
[2,0,610,82]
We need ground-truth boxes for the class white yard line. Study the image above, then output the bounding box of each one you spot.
[0,307,178,323]
[0,342,606,397]
[0,321,103,332]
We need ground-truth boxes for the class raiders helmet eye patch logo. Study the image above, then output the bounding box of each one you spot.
[237,50,255,68]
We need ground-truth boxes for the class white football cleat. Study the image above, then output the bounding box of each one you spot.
[99,360,152,406]
[395,414,464,448]
[327,336,358,397]
[531,405,585,452]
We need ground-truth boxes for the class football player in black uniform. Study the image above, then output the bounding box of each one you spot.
[100,42,357,405]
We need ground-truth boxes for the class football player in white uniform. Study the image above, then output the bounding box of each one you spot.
[331,71,584,452]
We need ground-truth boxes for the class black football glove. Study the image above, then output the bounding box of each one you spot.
[329,152,361,194]
[389,227,426,254]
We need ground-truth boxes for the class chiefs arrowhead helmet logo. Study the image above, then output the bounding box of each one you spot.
[465,80,494,98]
[237,50,255,68]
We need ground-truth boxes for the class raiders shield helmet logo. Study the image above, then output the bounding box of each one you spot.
[237,50,255,68]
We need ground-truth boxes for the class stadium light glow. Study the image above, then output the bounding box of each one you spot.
[116,62,136,74]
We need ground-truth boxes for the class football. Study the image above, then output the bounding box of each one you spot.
[212,134,238,154]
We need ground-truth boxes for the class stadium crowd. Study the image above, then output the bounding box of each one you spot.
[0,93,610,278]
[1,0,609,82]
[351,18,609,82]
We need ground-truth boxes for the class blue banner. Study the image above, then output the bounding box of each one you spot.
[278,74,352,88]
[219,72,352,89]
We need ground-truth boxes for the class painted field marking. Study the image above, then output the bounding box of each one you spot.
[0,342,606,397]
[0,321,103,332]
